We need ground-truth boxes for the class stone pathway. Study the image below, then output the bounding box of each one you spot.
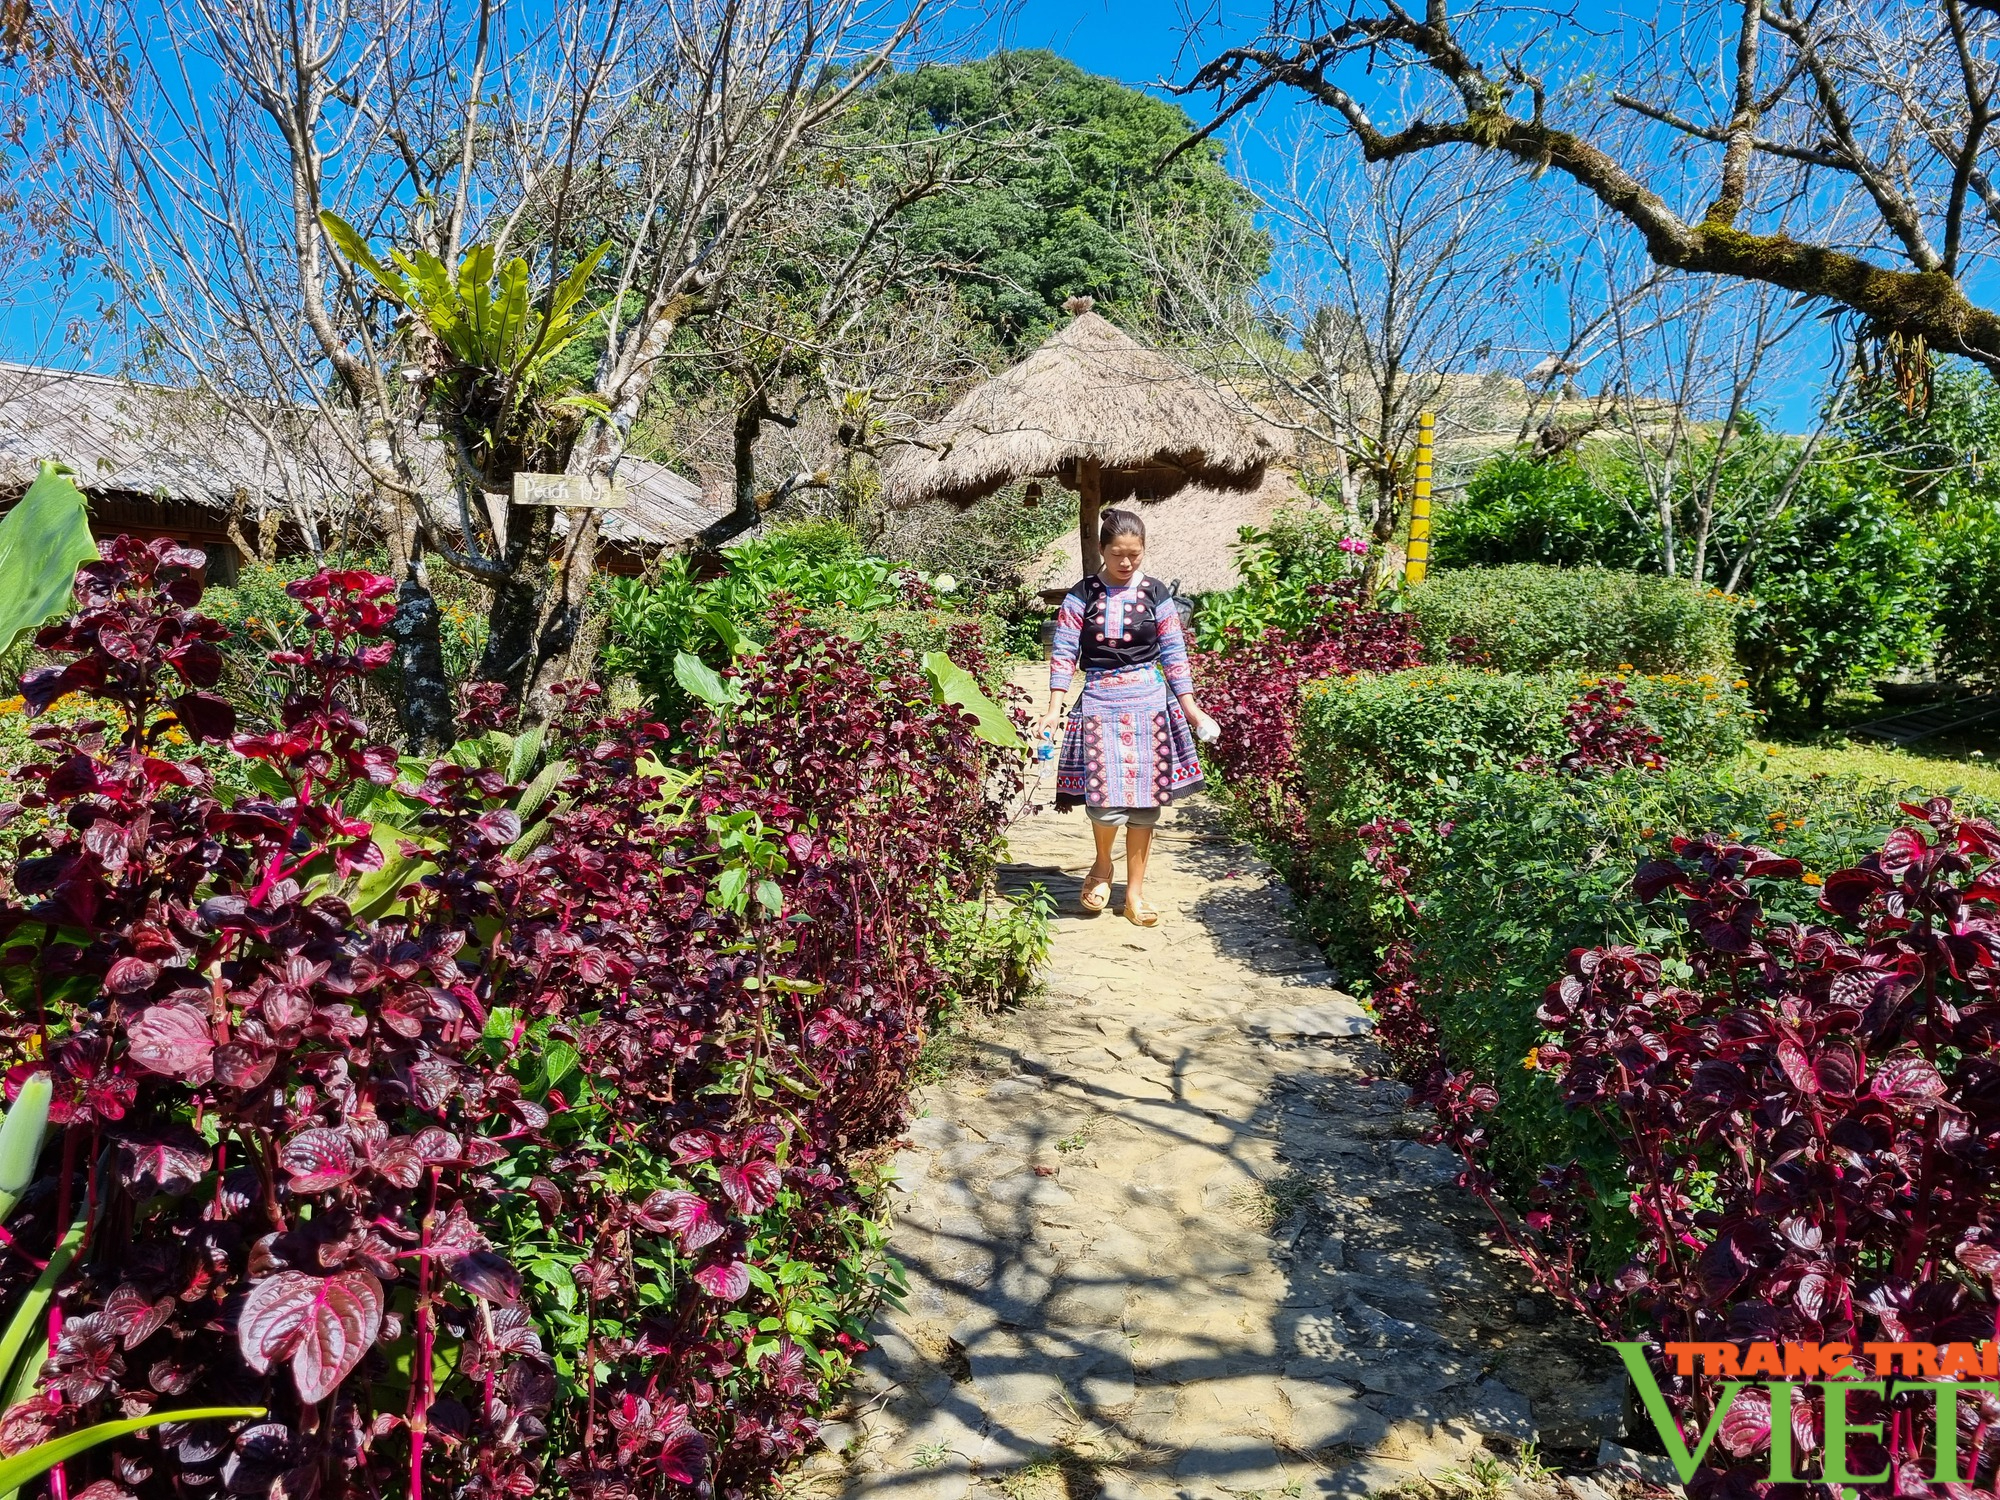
[819,791,1628,1500]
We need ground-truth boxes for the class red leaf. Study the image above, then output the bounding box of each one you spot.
[1822,867,1891,917]
[670,1130,719,1164]
[125,1004,214,1082]
[1795,1269,1840,1323]
[1633,859,1685,902]
[1776,1038,1817,1094]
[103,957,159,996]
[638,1190,724,1251]
[693,1260,749,1301]
[1816,1046,1861,1096]
[212,1043,276,1091]
[440,1248,521,1306]
[280,1129,356,1193]
[169,691,236,743]
[1719,1385,1771,1458]
[1959,1243,2000,1281]
[100,1283,174,1350]
[238,1269,384,1404]
[114,1128,209,1195]
[1872,1052,1947,1105]
[719,1158,780,1216]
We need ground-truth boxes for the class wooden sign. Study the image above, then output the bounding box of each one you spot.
[512,472,628,509]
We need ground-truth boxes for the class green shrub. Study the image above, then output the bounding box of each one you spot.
[763,516,866,566]
[1432,455,1647,570]
[1286,665,1753,975]
[1191,520,1367,647]
[1299,665,1752,788]
[1932,497,2000,686]
[1731,475,1937,718]
[603,534,904,717]
[934,885,1054,1012]
[1381,763,1982,1261]
[808,605,1009,686]
[1405,564,1737,675]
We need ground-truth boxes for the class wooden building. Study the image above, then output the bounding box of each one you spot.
[0,363,725,579]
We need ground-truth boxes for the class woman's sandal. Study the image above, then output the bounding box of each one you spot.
[1079,878,1112,913]
[1125,901,1161,928]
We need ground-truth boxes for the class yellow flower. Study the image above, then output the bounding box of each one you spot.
[0,696,23,716]
[1522,1048,1543,1071]
[1618,663,1635,672]
[1803,872,1824,887]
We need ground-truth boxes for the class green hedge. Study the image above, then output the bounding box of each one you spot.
[1345,765,1998,1264]
[1300,665,1753,787]
[1287,665,1753,979]
[1405,564,1737,674]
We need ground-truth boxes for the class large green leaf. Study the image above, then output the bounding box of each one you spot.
[0,1214,84,1400]
[317,211,412,305]
[674,651,739,708]
[700,610,762,659]
[546,243,612,332]
[922,652,1023,750]
[0,463,98,656]
[0,1409,265,1497]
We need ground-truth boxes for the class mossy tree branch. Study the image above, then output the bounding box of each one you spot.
[1180,3,2000,371]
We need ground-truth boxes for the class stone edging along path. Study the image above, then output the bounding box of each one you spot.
[809,792,1633,1500]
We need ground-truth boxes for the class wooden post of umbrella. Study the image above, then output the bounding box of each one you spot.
[1078,458,1104,577]
[1405,411,1435,586]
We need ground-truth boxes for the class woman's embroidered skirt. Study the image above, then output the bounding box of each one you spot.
[1055,663,1205,811]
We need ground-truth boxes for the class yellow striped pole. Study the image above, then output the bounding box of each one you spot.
[1405,411,1435,586]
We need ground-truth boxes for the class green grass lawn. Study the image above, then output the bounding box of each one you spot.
[1746,736,2000,803]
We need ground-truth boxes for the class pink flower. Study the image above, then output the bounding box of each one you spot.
[1337,537,1370,555]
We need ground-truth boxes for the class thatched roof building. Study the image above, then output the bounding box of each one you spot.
[881,300,1274,576]
[1031,469,1303,598]
[0,363,724,578]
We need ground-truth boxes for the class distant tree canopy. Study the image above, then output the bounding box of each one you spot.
[860,50,1269,350]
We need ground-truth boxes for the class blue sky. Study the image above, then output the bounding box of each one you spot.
[9,0,1837,428]
[970,0,1835,433]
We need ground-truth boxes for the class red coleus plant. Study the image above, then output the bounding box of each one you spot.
[1518,678,1666,776]
[1439,806,2000,1496]
[1192,583,1427,848]
[0,539,1015,1500]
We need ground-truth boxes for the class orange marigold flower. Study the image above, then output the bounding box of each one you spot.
[1803,873,1825,887]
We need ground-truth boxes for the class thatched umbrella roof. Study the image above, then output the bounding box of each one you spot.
[1032,468,1304,599]
[881,298,1275,575]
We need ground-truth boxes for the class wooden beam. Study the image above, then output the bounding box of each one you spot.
[1078,459,1103,578]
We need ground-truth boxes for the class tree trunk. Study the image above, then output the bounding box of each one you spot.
[1077,460,1103,578]
[474,502,557,702]
[520,506,603,723]
[729,397,764,537]
[368,457,458,750]
[389,568,454,750]
[1361,477,1402,599]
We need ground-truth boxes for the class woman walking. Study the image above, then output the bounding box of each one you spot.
[1040,508,1218,926]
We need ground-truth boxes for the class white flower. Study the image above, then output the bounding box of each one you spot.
[933,574,958,594]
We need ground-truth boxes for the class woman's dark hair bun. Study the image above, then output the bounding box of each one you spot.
[1098,507,1146,547]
